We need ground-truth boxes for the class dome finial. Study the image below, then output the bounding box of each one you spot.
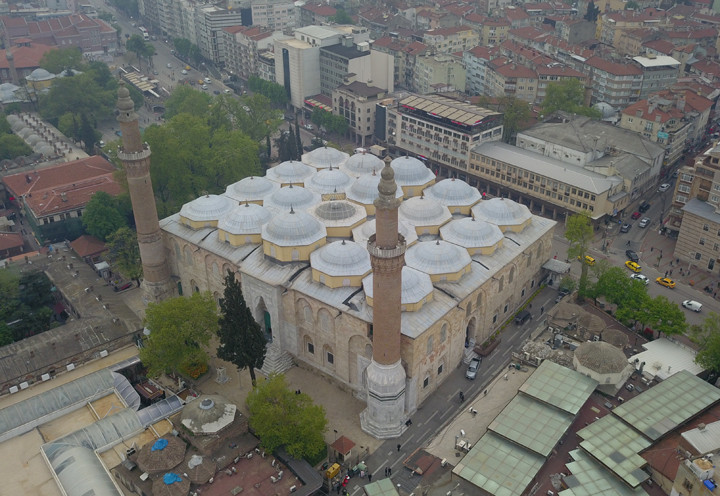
[290,205,295,214]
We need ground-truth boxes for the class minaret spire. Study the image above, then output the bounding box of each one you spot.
[116,82,172,303]
[361,156,408,439]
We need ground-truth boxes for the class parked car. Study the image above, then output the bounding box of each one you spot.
[304,123,315,131]
[631,211,641,220]
[625,250,639,263]
[625,261,642,273]
[181,69,187,75]
[555,288,570,303]
[204,77,212,83]
[577,255,596,266]
[514,310,532,325]
[658,183,671,192]
[672,170,679,178]
[114,281,134,292]
[639,201,651,213]
[630,273,649,285]
[465,357,481,380]
[638,218,650,228]
[620,223,631,233]
[656,277,676,288]
[682,300,702,312]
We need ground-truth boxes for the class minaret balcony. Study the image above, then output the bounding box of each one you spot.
[368,234,406,258]
[118,144,151,162]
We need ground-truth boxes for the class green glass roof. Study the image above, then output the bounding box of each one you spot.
[363,478,400,496]
[519,360,598,415]
[489,394,574,457]
[577,415,651,487]
[453,432,545,496]
[613,370,720,441]
[560,449,649,496]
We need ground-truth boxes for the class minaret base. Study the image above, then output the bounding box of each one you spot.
[360,359,407,439]
[141,279,175,305]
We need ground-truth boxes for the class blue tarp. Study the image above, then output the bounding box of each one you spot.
[152,438,169,451]
[163,473,182,485]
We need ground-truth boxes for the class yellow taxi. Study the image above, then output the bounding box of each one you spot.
[577,255,596,266]
[624,261,641,273]
[656,277,676,289]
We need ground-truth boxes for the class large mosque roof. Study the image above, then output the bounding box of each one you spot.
[363,266,434,306]
[310,200,366,228]
[405,240,472,277]
[311,240,371,277]
[423,178,482,208]
[302,146,350,170]
[217,202,272,235]
[179,194,233,223]
[261,208,327,246]
[224,176,279,202]
[399,196,451,228]
[263,185,322,213]
[304,167,353,196]
[390,156,436,186]
[345,172,404,205]
[341,152,384,177]
[440,217,504,249]
[472,198,532,228]
[265,160,315,184]
[351,218,418,247]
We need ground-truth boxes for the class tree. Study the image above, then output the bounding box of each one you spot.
[584,0,600,21]
[646,295,686,337]
[82,191,127,241]
[294,114,303,159]
[164,85,212,119]
[126,35,152,67]
[217,270,267,386]
[106,227,143,283]
[690,313,720,373]
[564,212,594,301]
[0,134,32,160]
[475,95,531,143]
[330,9,353,24]
[591,265,632,305]
[140,292,219,378]
[542,79,601,119]
[173,38,192,59]
[79,111,100,153]
[40,72,115,126]
[247,76,288,106]
[39,47,84,74]
[247,374,328,460]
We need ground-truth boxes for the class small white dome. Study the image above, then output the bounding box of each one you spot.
[225,176,279,202]
[27,68,54,81]
[390,156,435,186]
[313,200,362,221]
[405,240,471,276]
[311,240,371,277]
[472,198,532,228]
[302,147,349,170]
[345,173,404,205]
[180,194,233,223]
[424,178,481,208]
[263,185,321,213]
[304,168,353,195]
[352,218,418,247]
[341,152,384,176]
[440,217,504,249]
[363,266,433,307]
[266,160,315,184]
[217,202,272,235]
[262,209,326,246]
[399,196,451,228]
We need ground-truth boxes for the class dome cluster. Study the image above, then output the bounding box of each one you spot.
[176,151,535,308]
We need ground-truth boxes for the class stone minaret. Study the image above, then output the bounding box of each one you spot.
[361,156,408,439]
[116,83,172,303]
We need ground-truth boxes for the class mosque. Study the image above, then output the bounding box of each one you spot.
[116,85,556,438]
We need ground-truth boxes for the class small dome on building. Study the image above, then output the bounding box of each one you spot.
[574,341,628,375]
[263,185,321,213]
[304,168,353,196]
[302,146,349,170]
[26,68,54,81]
[363,266,433,310]
[405,240,471,280]
[225,176,279,203]
[341,152,384,176]
[345,172,404,207]
[399,196,451,231]
[27,134,41,145]
[310,200,367,237]
[180,194,233,226]
[266,160,315,185]
[262,208,326,246]
[440,217,504,252]
[311,240,371,278]
[472,198,532,231]
[352,218,418,247]
[181,394,237,436]
[390,156,436,187]
[217,202,272,235]
[423,178,481,209]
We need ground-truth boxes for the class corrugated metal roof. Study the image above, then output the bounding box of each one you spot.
[681,419,720,454]
[398,94,500,126]
[627,338,704,381]
[519,360,597,415]
[560,449,649,496]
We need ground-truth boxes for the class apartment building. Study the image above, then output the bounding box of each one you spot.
[584,56,643,107]
[319,40,370,96]
[413,53,466,95]
[422,26,479,54]
[386,94,504,179]
[535,64,586,104]
[464,46,494,96]
[633,54,680,100]
[221,26,287,81]
[486,60,538,102]
[371,37,427,90]
[195,6,244,65]
[554,18,596,45]
[462,14,510,46]
[332,81,387,146]
[251,0,295,31]
[257,50,276,82]
[596,9,671,47]
[298,3,336,27]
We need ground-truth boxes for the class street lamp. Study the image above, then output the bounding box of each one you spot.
[333,429,338,442]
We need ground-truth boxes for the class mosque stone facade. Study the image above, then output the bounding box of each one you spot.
[160,152,556,424]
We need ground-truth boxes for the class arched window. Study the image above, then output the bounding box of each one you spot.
[212,262,219,276]
[173,240,181,262]
[302,302,313,325]
[318,309,332,333]
[323,345,334,367]
[498,275,504,292]
[509,266,515,284]
[184,246,194,266]
[304,336,314,355]
[465,302,472,318]
[476,292,482,309]
[440,323,447,342]
[426,336,433,355]
[526,252,532,268]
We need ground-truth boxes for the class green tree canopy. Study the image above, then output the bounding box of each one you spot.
[217,270,267,385]
[311,108,348,135]
[475,95,531,143]
[542,79,601,119]
[247,374,328,460]
[40,72,115,128]
[39,47,84,74]
[247,76,288,106]
[164,85,212,119]
[0,134,32,160]
[565,212,594,300]
[126,35,155,68]
[82,191,127,241]
[584,0,600,21]
[106,226,143,282]
[691,313,720,373]
[0,269,55,344]
[173,38,192,58]
[140,292,219,378]
[330,8,353,24]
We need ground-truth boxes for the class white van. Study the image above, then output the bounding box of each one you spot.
[682,300,702,312]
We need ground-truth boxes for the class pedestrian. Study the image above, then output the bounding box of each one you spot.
[397,444,401,452]
[368,474,372,483]
[670,270,673,276]
[484,389,488,396]
[665,271,668,277]
[651,247,654,252]
[385,467,389,477]
[388,467,392,476]
[336,484,341,494]
[540,306,544,314]
[459,391,465,403]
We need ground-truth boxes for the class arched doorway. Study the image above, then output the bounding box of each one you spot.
[466,317,477,347]
[256,297,272,343]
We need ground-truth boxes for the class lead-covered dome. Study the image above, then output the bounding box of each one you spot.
[217,202,272,245]
[405,240,472,282]
[440,217,504,255]
[180,194,233,228]
[181,394,237,435]
[310,200,367,238]
[302,146,349,170]
[423,178,481,213]
[341,152,384,177]
[262,209,326,246]
[266,160,315,185]
[224,176,279,203]
[26,68,54,81]
[472,198,532,232]
[345,172,404,214]
[363,266,433,311]
[263,185,322,213]
[352,218,418,247]
[390,156,436,188]
[304,168,353,197]
[311,240,371,288]
[399,196,451,234]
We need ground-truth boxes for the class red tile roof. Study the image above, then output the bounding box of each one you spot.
[69,234,106,258]
[621,100,684,123]
[536,65,585,78]
[466,45,493,59]
[504,6,530,21]
[0,232,23,252]
[301,3,336,16]
[494,62,537,78]
[643,39,675,55]
[0,42,55,70]
[586,56,643,76]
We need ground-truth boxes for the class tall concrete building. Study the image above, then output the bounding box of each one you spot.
[116,84,172,302]
[361,157,408,438]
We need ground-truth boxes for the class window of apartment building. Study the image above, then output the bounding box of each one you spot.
[678,184,691,194]
[714,184,720,191]
[712,195,720,203]
[676,195,687,204]
[681,173,693,182]
[714,243,719,251]
[695,252,702,260]
[704,224,710,231]
[700,238,706,246]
